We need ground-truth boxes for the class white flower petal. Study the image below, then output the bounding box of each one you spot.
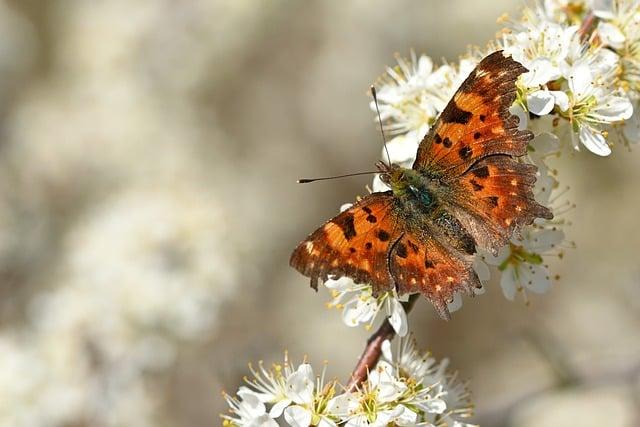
[384,129,424,165]
[421,397,447,414]
[485,245,510,266]
[237,390,269,417]
[623,103,640,143]
[375,406,405,426]
[318,418,337,427]
[510,104,529,130]
[550,90,569,112]
[269,398,292,418]
[578,124,611,156]
[526,229,565,252]
[284,405,313,427]
[500,266,518,301]
[527,90,556,115]
[388,297,408,337]
[447,292,463,313]
[395,404,419,426]
[521,263,552,294]
[522,58,561,87]
[473,256,491,282]
[592,96,634,122]
[346,415,369,427]
[326,392,359,417]
[568,63,593,99]
[342,295,377,327]
[372,174,391,192]
[286,364,315,405]
[597,22,626,49]
[324,277,356,292]
[339,203,353,213]
[381,339,393,363]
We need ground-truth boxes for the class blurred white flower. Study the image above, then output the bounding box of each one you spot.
[623,100,640,142]
[325,278,408,336]
[593,0,640,97]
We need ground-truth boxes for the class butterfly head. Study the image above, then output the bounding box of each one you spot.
[376,161,423,196]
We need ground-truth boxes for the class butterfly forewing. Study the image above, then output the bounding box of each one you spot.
[413,51,532,177]
[290,192,402,295]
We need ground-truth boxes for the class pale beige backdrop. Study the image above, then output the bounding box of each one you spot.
[0,1,639,426]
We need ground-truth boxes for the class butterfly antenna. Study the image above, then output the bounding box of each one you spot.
[297,170,379,184]
[371,85,392,166]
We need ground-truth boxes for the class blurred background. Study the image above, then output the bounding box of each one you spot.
[0,0,638,426]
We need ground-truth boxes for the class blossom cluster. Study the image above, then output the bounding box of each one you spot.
[222,336,474,427]
[319,0,640,332]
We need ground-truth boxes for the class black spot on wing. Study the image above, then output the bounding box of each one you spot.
[365,242,372,250]
[472,166,490,178]
[440,101,472,124]
[425,258,434,269]
[396,243,408,258]
[366,215,377,223]
[488,196,499,208]
[376,230,390,242]
[459,146,472,160]
[443,137,453,148]
[336,213,356,240]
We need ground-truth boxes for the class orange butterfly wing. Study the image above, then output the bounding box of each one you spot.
[414,51,552,252]
[388,231,480,320]
[446,157,552,251]
[290,192,401,295]
[413,51,532,177]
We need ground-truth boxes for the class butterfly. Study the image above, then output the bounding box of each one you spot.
[290,51,553,320]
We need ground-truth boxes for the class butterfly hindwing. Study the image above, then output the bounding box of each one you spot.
[413,51,532,177]
[388,231,480,320]
[289,192,401,295]
[444,156,553,252]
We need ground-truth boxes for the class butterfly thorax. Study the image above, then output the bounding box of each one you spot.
[378,163,436,209]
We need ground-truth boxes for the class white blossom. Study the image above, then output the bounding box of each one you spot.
[325,278,408,336]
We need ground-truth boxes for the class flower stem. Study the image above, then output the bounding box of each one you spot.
[346,294,420,391]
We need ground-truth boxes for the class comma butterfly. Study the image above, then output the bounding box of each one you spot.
[290,51,553,320]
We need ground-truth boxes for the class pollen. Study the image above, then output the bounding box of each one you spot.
[446,276,454,282]
[436,285,442,291]
[515,205,522,212]
[511,179,517,186]
[505,218,512,225]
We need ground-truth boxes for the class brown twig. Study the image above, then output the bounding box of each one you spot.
[346,294,420,392]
